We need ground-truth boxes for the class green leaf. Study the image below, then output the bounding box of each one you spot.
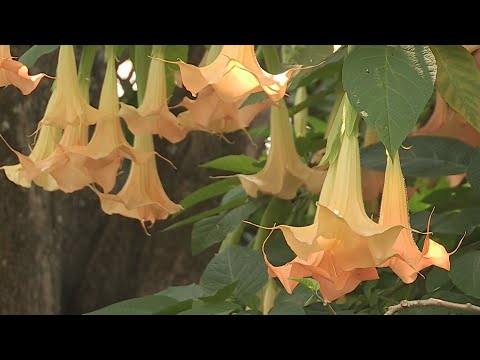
[288,46,346,90]
[290,278,320,294]
[343,45,437,157]
[284,45,333,67]
[156,284,204,301]
[162,197,248,232]
[191,201,261,255]
[18,45,59,68]
[422,186,480,213]
[268,302,306,315]
[179,178,240,210]
[467,151,480,195]
[450,251,480,299]
[411,208,480,236]
[430,45,480,132]
[240,92,269,108]
[200,155,264,174]
[426,267,451,293]
[178,300,240,315]
[200,245,268,304]
[133,45,152,103]
[164,45,189,98]
[200,282,238,303]
[86,295,190,315]
[361,136,476,177]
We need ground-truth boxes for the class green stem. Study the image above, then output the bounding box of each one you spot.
[293,86,308,137]
[252,197,289,251]
[262,45,282,73]
[134,45,152,105]
[77,45,97,101]
[206,45,222,64]
[218,223,245,254]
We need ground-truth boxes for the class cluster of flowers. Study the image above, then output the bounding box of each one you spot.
[1,45,471,301]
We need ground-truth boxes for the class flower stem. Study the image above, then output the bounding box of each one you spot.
[134,45,152,105]
[262,45,282,73]
[77,45,97,101]
[218,223,245,254]
[252,197,290,252]
[294,86,308,137]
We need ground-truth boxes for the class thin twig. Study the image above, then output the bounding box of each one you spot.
[384,298,480,315]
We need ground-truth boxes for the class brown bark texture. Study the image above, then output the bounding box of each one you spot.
[0,45,260,314]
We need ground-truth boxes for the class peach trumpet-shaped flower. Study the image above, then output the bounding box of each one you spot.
[176,85,271,135]
[119,46,188,144]
[39,45,103,129]
[0,45,48,95]
[175,45,296,103]
[237,100,326,200]
[51,52,152,193]
[273,131,404,271]
[263,247,379,302]
[378,151,453,283]
[92,134,182,230]
[1,125,61,191]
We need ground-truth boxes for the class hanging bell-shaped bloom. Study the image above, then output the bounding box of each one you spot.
[378,151,453,283]
[39,45,103,129]
[275,131,404,270]
[1,125,61,191]
[56,51,152,193]
[237,100,325,200]
[361,126,385,202]
[176,85,271,135]
[93,134,182,230]
[263,249,379,303]
[175,45,296,103]
[0,45,47,95]
[119,46,188,143]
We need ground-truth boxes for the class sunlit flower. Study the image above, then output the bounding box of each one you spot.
[175,45,296,103]
[119,46,188,143]
[176,85,271,135]
[237,100,325,200]
[39,45,103,129]
[412,93,480,186]
[0,45,47,95]
[275,131,404,270]
[92,134,182,231]
[378,151,452,283]
[263,249,379,302]
[1,125,61,191]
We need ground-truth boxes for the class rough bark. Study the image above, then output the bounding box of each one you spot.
[0,45,261,314]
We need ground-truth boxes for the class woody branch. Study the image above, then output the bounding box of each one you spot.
[384,298,480,315]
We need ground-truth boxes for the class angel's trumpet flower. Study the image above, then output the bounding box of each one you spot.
[237,100,325,200]
[119,45,188,143]
[1,125,61,191]
[0,45,47,95]
[39,45,102,128]
[378,151,454,283]
[175,45,296,103]
[93,135,182,231]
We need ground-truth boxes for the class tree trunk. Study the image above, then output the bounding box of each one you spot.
[0,45,258,314]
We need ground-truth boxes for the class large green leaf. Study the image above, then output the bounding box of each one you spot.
[467,152,480,195]
[200,246,268,304]
[200,155,264,174]
[421,186,480,212]
[410,208,480,236]
[343,45,437,157]
[430,45,480,132]
[449,251,480,299]
[178,300,241,315]
[284,45,334,67]
[162,196,247,232]
[179,178,240,210]
[86,295,190,315]
[156,284,204,301]
[18,45,59,68]
[191,200,261,255]
[361,136,476,177]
